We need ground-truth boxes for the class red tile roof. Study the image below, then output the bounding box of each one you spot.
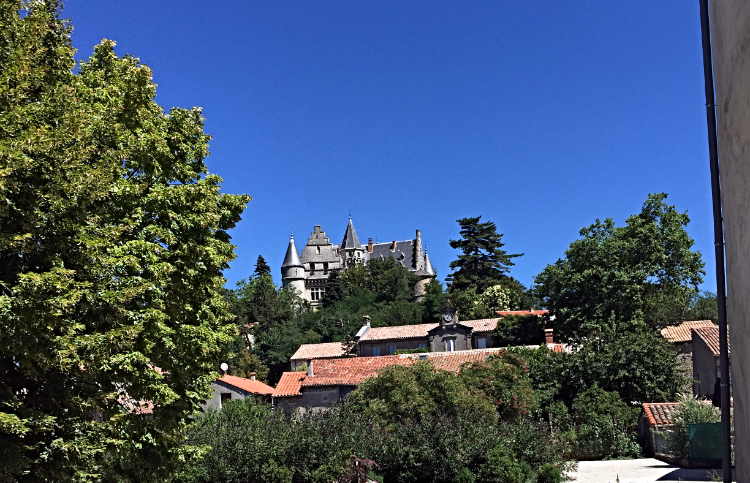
[459,318,501,333]
[359,323,438,341]
[272,372,305,397]
[290,342,349,361]
[495,309,549,316]
[643,402,679,426]
[661,320,715,343]
[300,349,509,387]
[692,325,730,357]
[218,375,275,396]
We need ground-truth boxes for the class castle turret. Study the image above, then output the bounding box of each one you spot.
[341,216,365,268]
[281,234,305,295]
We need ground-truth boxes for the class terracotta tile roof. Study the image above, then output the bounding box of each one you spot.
[692,325,730,357]
[218,375,275,396]
[359,323,438,341]
[661,320,715,343]
[272,372,305,397]
[459,318,501,333]
[495,309,549,316]
[643,402,679,426]
[301,349,509,387]
[290,342,349,361]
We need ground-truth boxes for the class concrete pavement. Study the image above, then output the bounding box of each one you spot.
[570,459,734,482]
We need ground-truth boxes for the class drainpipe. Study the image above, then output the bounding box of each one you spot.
[698,1,731,481]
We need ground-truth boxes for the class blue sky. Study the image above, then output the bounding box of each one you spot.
[65,1,717,292]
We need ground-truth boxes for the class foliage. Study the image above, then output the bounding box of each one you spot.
[665,394,721,458]
[536,464,562,483]
[684,291,718,323]
[447,216,523,294]
[253,254,272,278]
[535,193,705,340]
[569,385,641,460]
[454,467,475,483]
[492,315,546,347]
[472,284,511,319]
[320,269,345,308]
[394,347,432,354]
[420,279,446,323]
[478,444,523,483]
[0,2,248,481]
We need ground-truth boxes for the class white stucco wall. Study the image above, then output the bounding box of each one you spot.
[708,1,750,479]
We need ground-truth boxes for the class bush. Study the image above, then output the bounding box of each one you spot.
[665,394,721,458]
[454,467,475,483]
[536,464,562,483]
[479,444,524,483]
[492,315,546,346]
[571,385,641,459]
[395,347,432,354]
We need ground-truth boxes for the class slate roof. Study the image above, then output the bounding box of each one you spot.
[369,240,416,269]
[342,217,363,250]
[422,252,436,276]
[272,372,305,397]
[218,375,275,396]
[290,342,349,361]
[661,320,715,343]
[358,323,438,341]
[282,235,303,268]
[692,325,730,357]
[642,402,679,426]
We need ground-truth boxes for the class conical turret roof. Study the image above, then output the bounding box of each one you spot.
[282,235,303,268]
[341,216,363,250]
[422,252,436,277]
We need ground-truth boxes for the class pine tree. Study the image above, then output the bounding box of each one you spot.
[253,254,272,278]
[446,217,522,294]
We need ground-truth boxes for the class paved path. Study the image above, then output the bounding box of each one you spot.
[571,459,734,482]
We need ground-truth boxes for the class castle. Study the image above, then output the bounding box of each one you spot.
[281,217,436,306]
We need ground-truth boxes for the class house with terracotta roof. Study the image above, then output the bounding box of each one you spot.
[692,325,731,398]
[637,402,680,457]
[660,320,715,353]
[203,373,275,411]
[289,342,350,371]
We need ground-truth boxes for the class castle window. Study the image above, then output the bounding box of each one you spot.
[310,263,315,275]
[316,246,321,254]
[310,287,324,301]
[323,262,328,274]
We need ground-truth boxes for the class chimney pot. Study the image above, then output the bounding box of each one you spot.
[530,307,535,313]
[390,240,396,251]
[250,372,256,381]
[307,360,314,377]
[544,328,554,345]
[368,238,373,253]
[363,315,371,327]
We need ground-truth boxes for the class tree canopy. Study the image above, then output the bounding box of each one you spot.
[534,193,705,340]
[252,254,272,278]
[446,216,522,294]
[0,3,249,480]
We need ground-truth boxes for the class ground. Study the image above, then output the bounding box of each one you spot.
[571,459,734,482]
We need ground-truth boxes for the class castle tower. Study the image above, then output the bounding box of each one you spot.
[414,248,437,300]
[341,216,365,268]
[281,234,305,295]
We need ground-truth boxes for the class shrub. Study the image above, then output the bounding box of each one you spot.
[571,385,641,459]
[394,347,432,354]
[454,467,475,483]
[536,464,562,483]
[479,444,524,483]
[665,394,721,458]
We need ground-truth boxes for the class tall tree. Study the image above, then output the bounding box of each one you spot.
[446,217,522,294]
[534,193,705,340]
[0,3,249,481]
[253,254,272,278]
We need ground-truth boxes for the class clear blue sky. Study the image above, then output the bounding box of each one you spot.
[65,1,717,292]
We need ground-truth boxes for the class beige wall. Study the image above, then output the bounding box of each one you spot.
[708,1,750,478]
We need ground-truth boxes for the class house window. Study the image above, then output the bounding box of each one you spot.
[310,263,315,275]
[372,346,381,356]
[310,287,324,301]
[418,343,426,348]
[220,393,232,406]
[389,345,397,354]
[445,339,455,352]
[477,338,486,349]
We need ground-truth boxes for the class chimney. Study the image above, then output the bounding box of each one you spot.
[368,238,373,253]
[307,360,314,377]
[363,315,371,327]
[530,307,535,314]
[250,372,256,381]
[544,328,554,345]
[390,240,396,251]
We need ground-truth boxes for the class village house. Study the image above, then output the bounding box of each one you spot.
[660,320,715,353]
[692,325,731,399]
[202,373,275,411]
[638,402,680,457]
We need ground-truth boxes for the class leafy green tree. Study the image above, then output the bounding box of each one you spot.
[535,193,705,340]
[478,444,523,483]
[446,216,522,294]
[684,291,718,323]
[472,284,511,319]
[0,3,249,480]
[492,315,546,347]
[320,269,345,308]
[420,279,446,323]
[253,254,272,278]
